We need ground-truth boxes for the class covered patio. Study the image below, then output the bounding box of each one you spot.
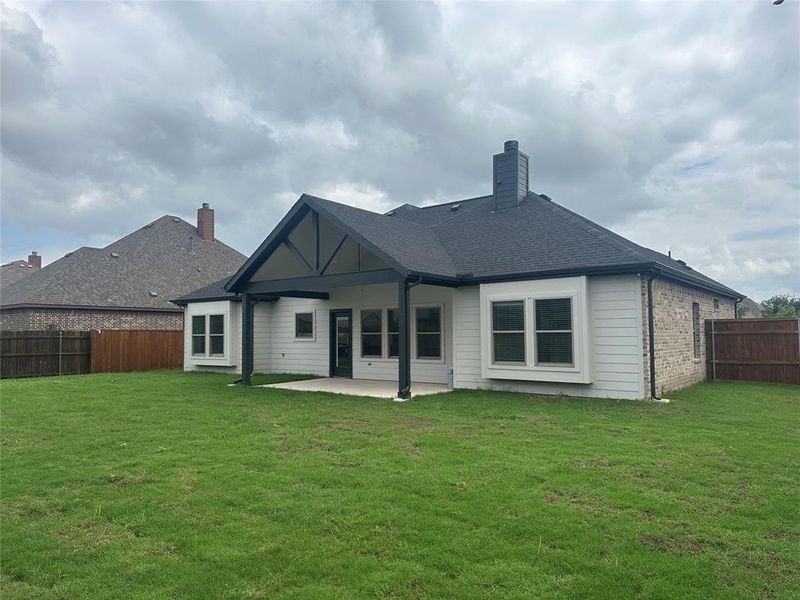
[225,195,460,399]
[261,377,451,399]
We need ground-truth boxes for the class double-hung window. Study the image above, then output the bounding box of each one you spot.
[535,298,573,365]
[209,315,224,356]
[492,300,525,363]
[415,307,441,360]
[360,309,383,357]
[192,314,225,357]
[192,315,206,356]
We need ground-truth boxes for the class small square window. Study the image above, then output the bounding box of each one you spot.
[295,312,314,338]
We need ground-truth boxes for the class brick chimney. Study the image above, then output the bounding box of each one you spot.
[27,251,42,269]
[493,140,529,210]
[197,203,214,241]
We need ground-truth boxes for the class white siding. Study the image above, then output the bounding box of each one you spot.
[266,284,454,384]
[453,275,645,399]
[183,300,241,374]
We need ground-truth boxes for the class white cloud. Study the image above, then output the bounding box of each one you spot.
[1,0,798,300]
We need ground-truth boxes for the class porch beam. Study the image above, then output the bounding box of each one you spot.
[268,290,330,300]
[241,269,399,294]
[397,278,411,399]
[241,293,254,386]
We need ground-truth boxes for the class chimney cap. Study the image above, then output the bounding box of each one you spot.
[201,202,210,209]
[504,140,519,151]
[31,251,38,256]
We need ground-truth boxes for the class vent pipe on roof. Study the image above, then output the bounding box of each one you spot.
[28,251,42,269]
[197,203,214,241]
[493,140,529,210]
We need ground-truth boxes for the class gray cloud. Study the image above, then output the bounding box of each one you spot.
[1,0,798,300]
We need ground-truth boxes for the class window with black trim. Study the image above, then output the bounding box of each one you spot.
[535,298,573,365]
[692,302,701,358]
[360,309,382,357]
[492,300,525,363]
[415,307,441,359]
[192,315,206,356]
[387,309,400,358]
[713,298,720,311]
[295,312,314,339]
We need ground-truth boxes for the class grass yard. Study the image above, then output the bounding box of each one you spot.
[1,372,798,599]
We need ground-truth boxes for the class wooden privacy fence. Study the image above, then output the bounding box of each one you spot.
[706,318,800,385]
[90,330,183,373]
[0,331,91,378]
[1,330,183,378]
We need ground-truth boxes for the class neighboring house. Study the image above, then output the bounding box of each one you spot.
[0,252,42,289]
[1,204,246,331]
[739,297,763,318]
[175,141,742,400]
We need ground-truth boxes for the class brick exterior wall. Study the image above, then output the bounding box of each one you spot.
[641,277,736,397]
[0,307,183,331]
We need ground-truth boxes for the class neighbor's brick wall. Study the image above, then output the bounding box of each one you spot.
[0,307,183,331]
[641,277,736,396]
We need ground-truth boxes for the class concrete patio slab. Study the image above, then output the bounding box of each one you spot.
[261,378,451,399]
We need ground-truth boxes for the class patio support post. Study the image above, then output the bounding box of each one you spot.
[397,278,411,399]
[241,293,254,386]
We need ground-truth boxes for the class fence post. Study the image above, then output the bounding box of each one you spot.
[58,331,63,376]
[710,319,716,381]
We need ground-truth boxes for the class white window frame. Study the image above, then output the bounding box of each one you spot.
[294,310,316,341]
[191,313,226,358]
[413,304,444,362]
[360,308,383,358]
[480,277,591,384]
[491,299,527,365]
[534,298,574,367]
[349,304,445,364]
[191,314,207,357]
[185,300,236,367]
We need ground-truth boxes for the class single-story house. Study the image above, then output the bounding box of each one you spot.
[175,141,743,400]
[1,204,246,331]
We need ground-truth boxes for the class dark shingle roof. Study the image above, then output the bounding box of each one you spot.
[221,190,742,301]
[172,276,238,305]
[1,216,247,310]
[0,260,37,288]
[307,195,459,277]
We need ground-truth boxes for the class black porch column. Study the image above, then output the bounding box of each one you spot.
[397,278,411,399]
[241,293,254,386]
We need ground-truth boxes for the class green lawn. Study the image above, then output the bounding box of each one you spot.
[1,372,798,599]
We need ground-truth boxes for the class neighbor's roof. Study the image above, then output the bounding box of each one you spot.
[0,259,37,288]
[0,216,246,311]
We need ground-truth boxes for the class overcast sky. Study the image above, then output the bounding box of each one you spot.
[2,1,798,300]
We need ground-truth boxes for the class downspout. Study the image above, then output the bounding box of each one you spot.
[646,271,667,402]
[734,298,741,319]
